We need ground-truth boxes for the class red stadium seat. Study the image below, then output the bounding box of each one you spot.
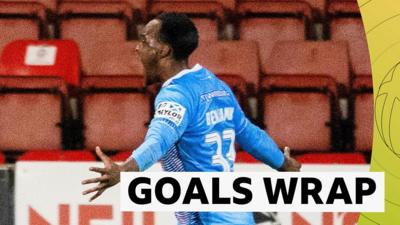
[190,41,260,90]
[79,40,149,151]
[81,90,151,151]
[261,75,338,151]
[296,152,366,164]
[238,0,313,16]
[80,41,144,82]
[63,0,147,17]
[264,40,351,87]
[0,91,64,150]
[352,75,373,152]
[0,40,80,151]
[329,1,370,77]
[18,150,96,161]
[149,0,225,41]
[330,19,370,76]
[74,43,145,152]
[0,2,47,54]
[57,1,133,47]
[262,93,333,151]
[238,0,311,65]
[1,40,80,86]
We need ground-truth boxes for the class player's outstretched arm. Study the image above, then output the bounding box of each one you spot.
[81,146,139,201]
[278,147,301,172]
[236,119,301,171]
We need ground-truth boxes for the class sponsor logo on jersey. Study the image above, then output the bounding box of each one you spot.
[200,90,230,102]
[155,101,186,126]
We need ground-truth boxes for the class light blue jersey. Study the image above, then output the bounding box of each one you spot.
[131,64,285,225]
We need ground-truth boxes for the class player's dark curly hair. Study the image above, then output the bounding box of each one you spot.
[156,12,199,61]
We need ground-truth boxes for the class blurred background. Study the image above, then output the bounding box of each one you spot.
[0,0,372,224]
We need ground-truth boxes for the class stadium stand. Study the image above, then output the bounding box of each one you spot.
[329,0,371,77]
[0,3,374,224]
[18,150,95,161]
[237,0,311,66]
[296,152,366,164]
[0,1,47,54]
[0,40,80,150]
[56,1,134,47]
[261,40,349,151]
[149,0,225,41]
[79,41,150,151]
[0,0,373,157]
[352,75,373,152]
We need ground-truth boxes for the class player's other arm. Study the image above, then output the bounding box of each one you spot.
[81,121,181,201]
[236,119,301,172]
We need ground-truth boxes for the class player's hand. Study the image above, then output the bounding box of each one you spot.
[81,146,122,201]
[279,147,301,172]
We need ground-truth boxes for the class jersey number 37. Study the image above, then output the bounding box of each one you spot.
[205,129,236,172]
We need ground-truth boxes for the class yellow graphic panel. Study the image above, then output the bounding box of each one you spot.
[358,0,400,224]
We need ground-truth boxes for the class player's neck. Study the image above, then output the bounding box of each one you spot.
[159,60,189,82]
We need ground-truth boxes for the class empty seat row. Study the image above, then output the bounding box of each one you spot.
[0,39,372,153]
[0,0,359,15]
[0,38,366,92]
[0,40,150,151]
[262,77,373,152]
[77,36,370,153]
[0,0,368,78]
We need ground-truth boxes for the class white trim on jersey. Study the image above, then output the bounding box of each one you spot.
[162,63,203,87]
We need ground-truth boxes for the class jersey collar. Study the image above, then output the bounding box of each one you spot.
[162,64,203,87]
